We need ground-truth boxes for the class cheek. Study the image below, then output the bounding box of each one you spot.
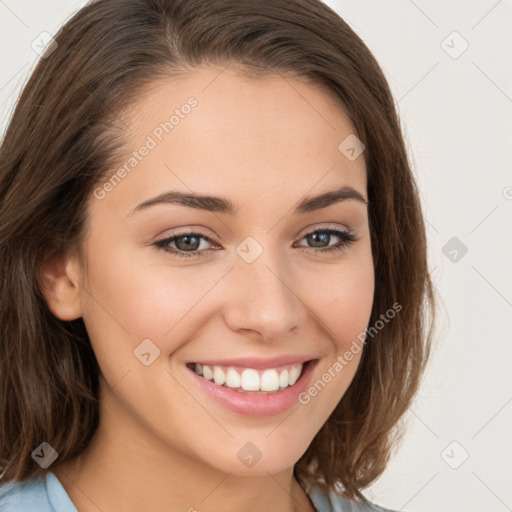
[305,256,375,349]
[80,238,214,336]
[294,261,373,419]
[78,242,212,390]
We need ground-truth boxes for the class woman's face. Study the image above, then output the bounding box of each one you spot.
[68,66,374,476]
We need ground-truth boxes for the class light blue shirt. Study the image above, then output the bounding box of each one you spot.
[0,471,401,511]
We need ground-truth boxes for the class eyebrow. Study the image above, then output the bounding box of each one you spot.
[127,185,368,217]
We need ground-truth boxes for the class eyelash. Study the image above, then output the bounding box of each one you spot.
[153,227,358,259]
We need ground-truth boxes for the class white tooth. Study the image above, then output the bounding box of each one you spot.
[225,367,241,388]
[213,366,226,385]
[202,365,213,381]
[195,363,203,375]
[240,369,260,391]
[288,364,302,386]
[279,369,289,388]
[260,369,280,391]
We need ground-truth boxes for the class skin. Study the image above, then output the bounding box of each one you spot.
[42,65,374,512]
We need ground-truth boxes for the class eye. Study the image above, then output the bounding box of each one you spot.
[293,228,358,254]
[153,231,217,258]
[153,227,358,259]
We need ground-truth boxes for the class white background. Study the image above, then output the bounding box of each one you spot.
[1,1,511,511]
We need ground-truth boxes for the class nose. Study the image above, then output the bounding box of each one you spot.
[223,249,306,342]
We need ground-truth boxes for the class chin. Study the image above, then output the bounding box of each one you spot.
[197,438,309,478]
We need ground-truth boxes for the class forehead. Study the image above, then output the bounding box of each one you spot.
[95,66,367,217]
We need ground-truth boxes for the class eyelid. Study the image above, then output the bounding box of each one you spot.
[299,222,351,237]
[153,226,220,244]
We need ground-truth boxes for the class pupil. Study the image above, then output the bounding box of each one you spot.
[309,233,329,248]
[177,235,199,251]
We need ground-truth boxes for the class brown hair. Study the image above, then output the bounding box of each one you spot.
[0,0,436,502]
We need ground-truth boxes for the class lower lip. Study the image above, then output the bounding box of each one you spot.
[186,360,318,417]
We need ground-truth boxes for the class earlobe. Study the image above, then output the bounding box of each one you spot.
[36,249,83,321]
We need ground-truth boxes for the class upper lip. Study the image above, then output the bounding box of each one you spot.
[187,355,317,370]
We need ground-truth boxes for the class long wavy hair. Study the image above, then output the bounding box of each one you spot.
[0,0,436,501]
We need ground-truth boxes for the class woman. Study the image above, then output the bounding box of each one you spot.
[0,0,436,510]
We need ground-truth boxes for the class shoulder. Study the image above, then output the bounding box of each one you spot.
[330,491,402,512]
[0,474,53,511]
[0,471,77,512]
[305,481,403,512]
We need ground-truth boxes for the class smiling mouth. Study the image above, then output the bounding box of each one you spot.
[185,360,314,394]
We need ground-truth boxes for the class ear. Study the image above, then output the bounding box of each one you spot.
[37,248,83,321]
